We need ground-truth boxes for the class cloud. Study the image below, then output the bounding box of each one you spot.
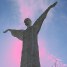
[16,0,54,23]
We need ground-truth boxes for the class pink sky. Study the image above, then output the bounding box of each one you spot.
[4,38,66,67]
[2,0,67,67]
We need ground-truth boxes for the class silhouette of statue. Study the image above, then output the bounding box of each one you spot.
[3,2,57,67]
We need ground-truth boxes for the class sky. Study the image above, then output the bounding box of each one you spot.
[0,0,67,67]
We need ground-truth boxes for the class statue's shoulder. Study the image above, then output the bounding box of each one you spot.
[19,29,24,32]
[25,26,32,30]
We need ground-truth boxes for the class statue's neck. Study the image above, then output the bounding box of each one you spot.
[27,25,31,28]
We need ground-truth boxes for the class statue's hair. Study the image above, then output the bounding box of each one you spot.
[24,18,31,24]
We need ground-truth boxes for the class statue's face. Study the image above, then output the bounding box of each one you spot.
[24,18,32,27]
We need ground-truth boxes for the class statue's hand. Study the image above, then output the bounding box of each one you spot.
[50,1,57,8]
[3,29,11,33]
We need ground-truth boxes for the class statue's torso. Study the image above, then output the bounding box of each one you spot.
[21,26,40,67]
[23,26,38,47]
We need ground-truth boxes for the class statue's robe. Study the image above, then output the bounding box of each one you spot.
[22,26,40,67]
[10,26,40,67]
[10,4,55,67]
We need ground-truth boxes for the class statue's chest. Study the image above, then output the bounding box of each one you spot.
[23,27,35,39]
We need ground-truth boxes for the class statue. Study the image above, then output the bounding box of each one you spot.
[3,2,57,67]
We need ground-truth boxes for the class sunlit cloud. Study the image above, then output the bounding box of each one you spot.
[17,0,54,23]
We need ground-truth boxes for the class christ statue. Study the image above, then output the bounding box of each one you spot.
[3,2,57,67]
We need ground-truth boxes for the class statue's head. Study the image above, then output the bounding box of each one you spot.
[24,18,32,27]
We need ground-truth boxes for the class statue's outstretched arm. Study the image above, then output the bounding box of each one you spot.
[3,29,10,33]
[3,29,24,40]
[33,2,57,34]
